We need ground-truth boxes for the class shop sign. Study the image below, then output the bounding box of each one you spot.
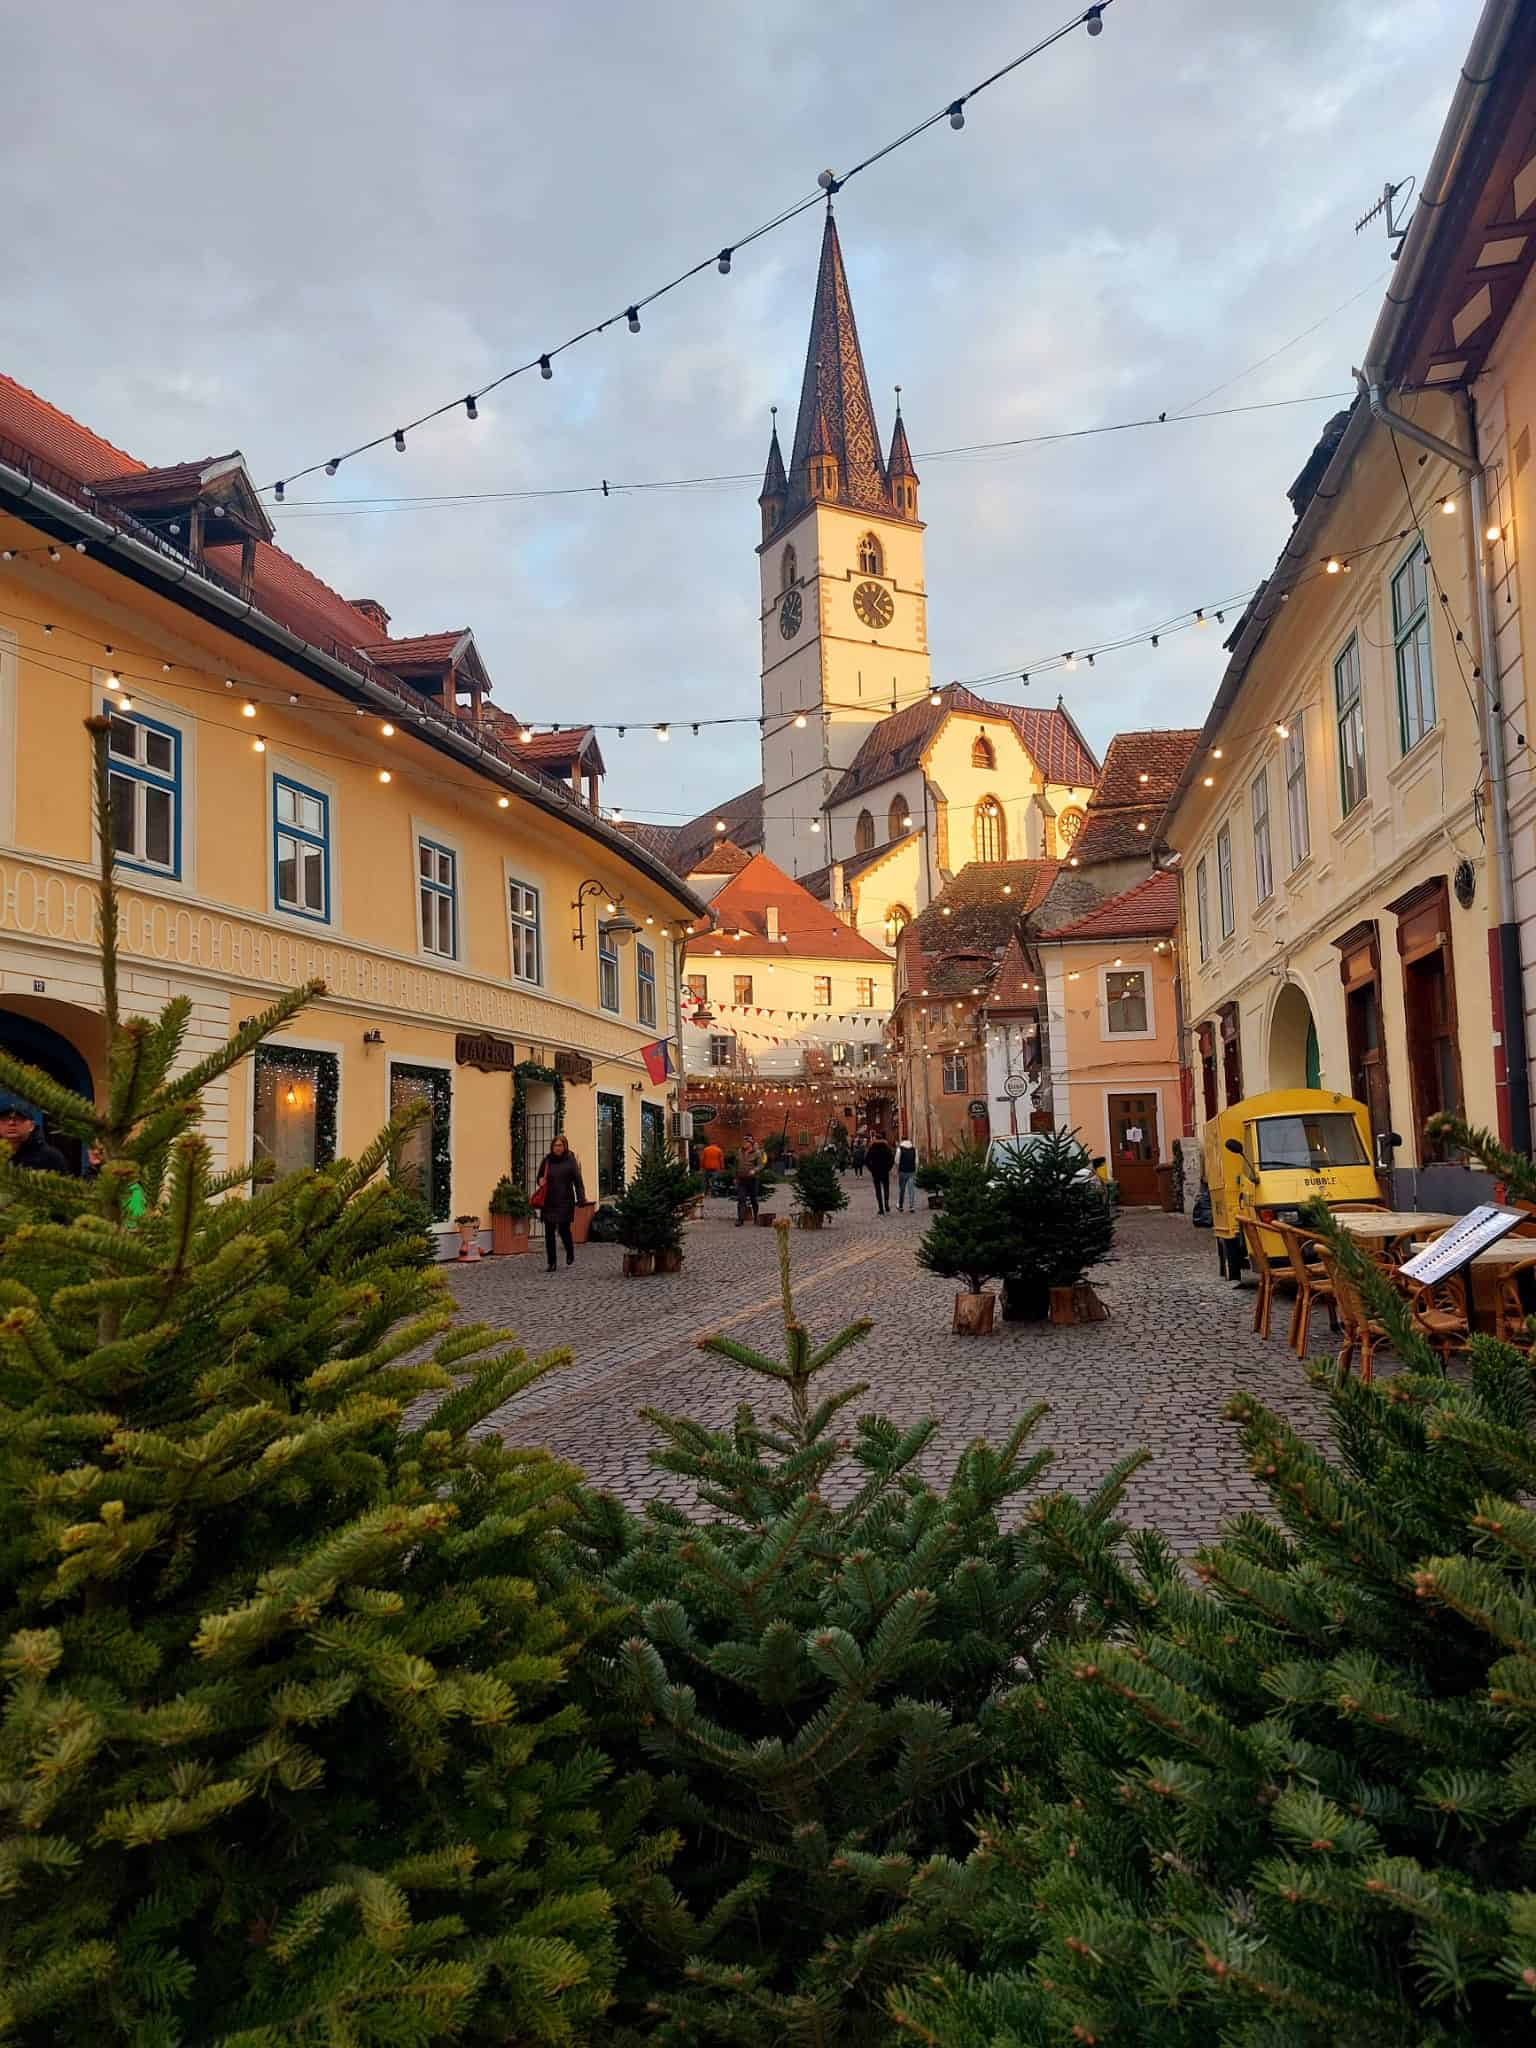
[691,1106,717,1131]
[555,1050,593,1084]
[455,1031,518,1072]
[967,1098,988,1118]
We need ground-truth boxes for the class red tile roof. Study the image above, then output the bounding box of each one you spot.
[826,683,1096,806]
[687,839,754,876]
[1090,729,1201,808]
[986,933,1039,1012]
[0,372,142,481]
[686,851,889,964]
[1039,868,1179,941]
[500,725,596,764]
[355,631,472,668]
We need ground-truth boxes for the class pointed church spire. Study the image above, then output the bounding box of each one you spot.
[786,209,890,517]
[759,406,788,538]
[886,385,919,520]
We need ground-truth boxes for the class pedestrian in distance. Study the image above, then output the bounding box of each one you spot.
[532,1133,586,1273]
[734,1133,761,1226]
[895,1133,919,1212]
[0,1092,67,1174]
[699,1136,725,1194]
[851,1133,867,1179]
[864,1130,894,1215]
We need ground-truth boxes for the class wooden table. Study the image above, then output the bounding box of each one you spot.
[1400,1237,1536,1268]
[1397,1234,1536,1341]
[1335,1210,1462,1241]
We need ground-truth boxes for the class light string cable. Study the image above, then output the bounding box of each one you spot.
[255,2,1118,499]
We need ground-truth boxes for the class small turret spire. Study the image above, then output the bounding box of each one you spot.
[886,384,919,520]
[759,405,788,538]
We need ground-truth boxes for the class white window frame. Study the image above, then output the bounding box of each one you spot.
[505,873,541,985]
[1334,634,1368,818]
[1099,963,1155,1040]
[941,1050,969,1095]
[1250,767,1273,906]
[637,940,657,1028]
[708,1033,736,1068]
[598,924,621,1013]
[269,767,334,926]
[813,974,831,1007]
[1391,540,1437,754]
[856,976,875,1009]
[102,688,193,885]
[1284,714,1310,869]
[1216,823,1235,939]
[1194,856,1211,963]
[415,831,459,961]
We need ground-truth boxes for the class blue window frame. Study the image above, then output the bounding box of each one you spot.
[637,941,657,1026]
[272,775,330,921]
[1391,541,1436,752]
[105,702,181,877]
[598,924,620,1012]
[418,836,457,958]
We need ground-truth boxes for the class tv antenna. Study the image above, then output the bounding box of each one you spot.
[1355,176,1415,258]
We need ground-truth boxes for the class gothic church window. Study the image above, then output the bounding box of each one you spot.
[883,904,911,946]
[781,544,797,590]
[1058,807,1085,848]
[888,793,912,839]
[974,796,1006,863]
[971,730,996,770]
[855,809,876,853]
[857,533,883,577]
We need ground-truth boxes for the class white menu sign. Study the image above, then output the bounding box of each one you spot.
[1398,1204,1523,1285]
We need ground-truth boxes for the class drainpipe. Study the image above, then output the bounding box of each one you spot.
[1355,369,1531,1152]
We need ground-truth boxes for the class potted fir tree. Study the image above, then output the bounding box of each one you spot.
[487,1174,532,1255]
[613,1145,701,1274]
[914,1156,950,1211]
[792,1150,848,1230]
[916,1144,1013,1333]
[992,1127,1116,1322]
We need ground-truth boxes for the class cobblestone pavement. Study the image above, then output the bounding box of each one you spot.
[442,1188,1339,1553]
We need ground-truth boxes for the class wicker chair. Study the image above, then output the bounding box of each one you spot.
[1274,1222,1338,1357]
[1240,1219,1298,1342]
[1314,1242,1391,1383]
[1396,1270,1472,1367]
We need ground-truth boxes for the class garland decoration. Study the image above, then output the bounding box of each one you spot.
[253,1045,338,1167]
[389,1062,454,1222]
[511,1060,567,1188]
[597,1089,626,1200]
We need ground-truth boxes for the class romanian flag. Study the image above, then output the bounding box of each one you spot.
[640,1039,673,1085]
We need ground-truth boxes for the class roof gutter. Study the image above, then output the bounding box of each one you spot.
[0,456,703,920]
[1358,0,1524,391]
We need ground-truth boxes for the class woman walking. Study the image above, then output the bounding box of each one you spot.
[534,1133,586,1273]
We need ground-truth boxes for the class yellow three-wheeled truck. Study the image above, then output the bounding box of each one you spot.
[1201,1088,1393,1278]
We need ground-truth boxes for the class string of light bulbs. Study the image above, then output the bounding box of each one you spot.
[255,1,1116,501]
[269,389,1356,518]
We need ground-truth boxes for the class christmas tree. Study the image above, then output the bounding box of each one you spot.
[0,723,626,2044]
[790,1148,848,1224]
[991,1130,1115,1320]
[892,1118,1536,2045]
[917,1145,1014,1297]
[574,1221,1143,2043]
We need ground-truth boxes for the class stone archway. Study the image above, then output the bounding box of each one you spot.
[1267,980,1319,1091]
[0,1002,101,1173]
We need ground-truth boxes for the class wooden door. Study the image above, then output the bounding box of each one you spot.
[1108,1093,1160,1205]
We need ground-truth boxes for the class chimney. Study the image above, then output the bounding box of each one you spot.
[830,862,845,909]
[350,598,391,633]
[766,905,781,944]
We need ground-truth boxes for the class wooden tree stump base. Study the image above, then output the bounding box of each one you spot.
[1048,1282,1108,1325]
[622,1251,656,1277]
[952,1290,997,1335]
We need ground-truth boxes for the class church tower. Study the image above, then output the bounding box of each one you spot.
[758,210,930,876]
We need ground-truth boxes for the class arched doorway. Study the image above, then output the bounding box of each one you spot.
[0,1006,97,1173]
[1267,980,1318,1091]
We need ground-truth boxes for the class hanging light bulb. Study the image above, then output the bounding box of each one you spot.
[252,736,267,753]
[794,712,808,728]
[325,458,340,476]
[717,248,733,275]
[1064,652,1078,671]
[1195,609,1208,627]
[1439,495,1456,515]
[105,672,121,690]
[242,701,257,718]
[1326,557,1341,574]
[381,721,395,737]
[1275,721,1290,739]
[498,794,510,809]
[902,812,914,829]
[715,818,727,832]
[626,306,641,334]
[393,429,406,453]
[611,803,623,820]
[1212,747,1224,759]
[285,1083,298,1106]
[464,394,479,420]
[47,547,60,562]
[518,726,533,744]
[656,723,670,741]
[117,695,133,711]
[1487,522,1502,543]
[274,481,285,504]
[379,769,392,784]
[1085,2,1105,30]
[1202,775,1215,788]
[539,354,553,380]
[947,100,965,128]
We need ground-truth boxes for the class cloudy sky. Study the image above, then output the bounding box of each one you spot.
[8,0,1478,825]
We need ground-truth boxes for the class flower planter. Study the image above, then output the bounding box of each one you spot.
[926,1193,945,1212]
[453,1217,483,1261]
[570,1201,597,1245]
[490,1213,531,1256]
[622,1250,656,1277]
[655,1248,683,1273]
[952,1289,996,1335]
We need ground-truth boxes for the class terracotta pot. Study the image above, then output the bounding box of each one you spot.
[622,1250,656,1277]
[454,1218,483,1261]
[952,1290,996,1336]
[490,1213,531,1256]
[655,1248,683,1273]
[570,1201,598,1245]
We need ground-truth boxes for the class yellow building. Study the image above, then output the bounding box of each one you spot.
[1162,392,1497,1202]
[0,375,700,1250]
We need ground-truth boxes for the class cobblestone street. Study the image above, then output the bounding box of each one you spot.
[444,1189,1337,1553]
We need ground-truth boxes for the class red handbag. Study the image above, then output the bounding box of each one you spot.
[529,1169,549,1211]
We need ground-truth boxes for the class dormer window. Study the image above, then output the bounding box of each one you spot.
[971,731,996,770]
[857,533,884,576]
[87,453,274,600]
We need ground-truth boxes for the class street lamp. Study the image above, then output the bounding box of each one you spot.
[571,878,641,948]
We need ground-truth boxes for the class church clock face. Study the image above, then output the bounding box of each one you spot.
[853,580,894,630]
[778,589,803,639]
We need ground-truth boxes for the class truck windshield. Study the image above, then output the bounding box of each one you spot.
[1254,1113,1368,1171]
